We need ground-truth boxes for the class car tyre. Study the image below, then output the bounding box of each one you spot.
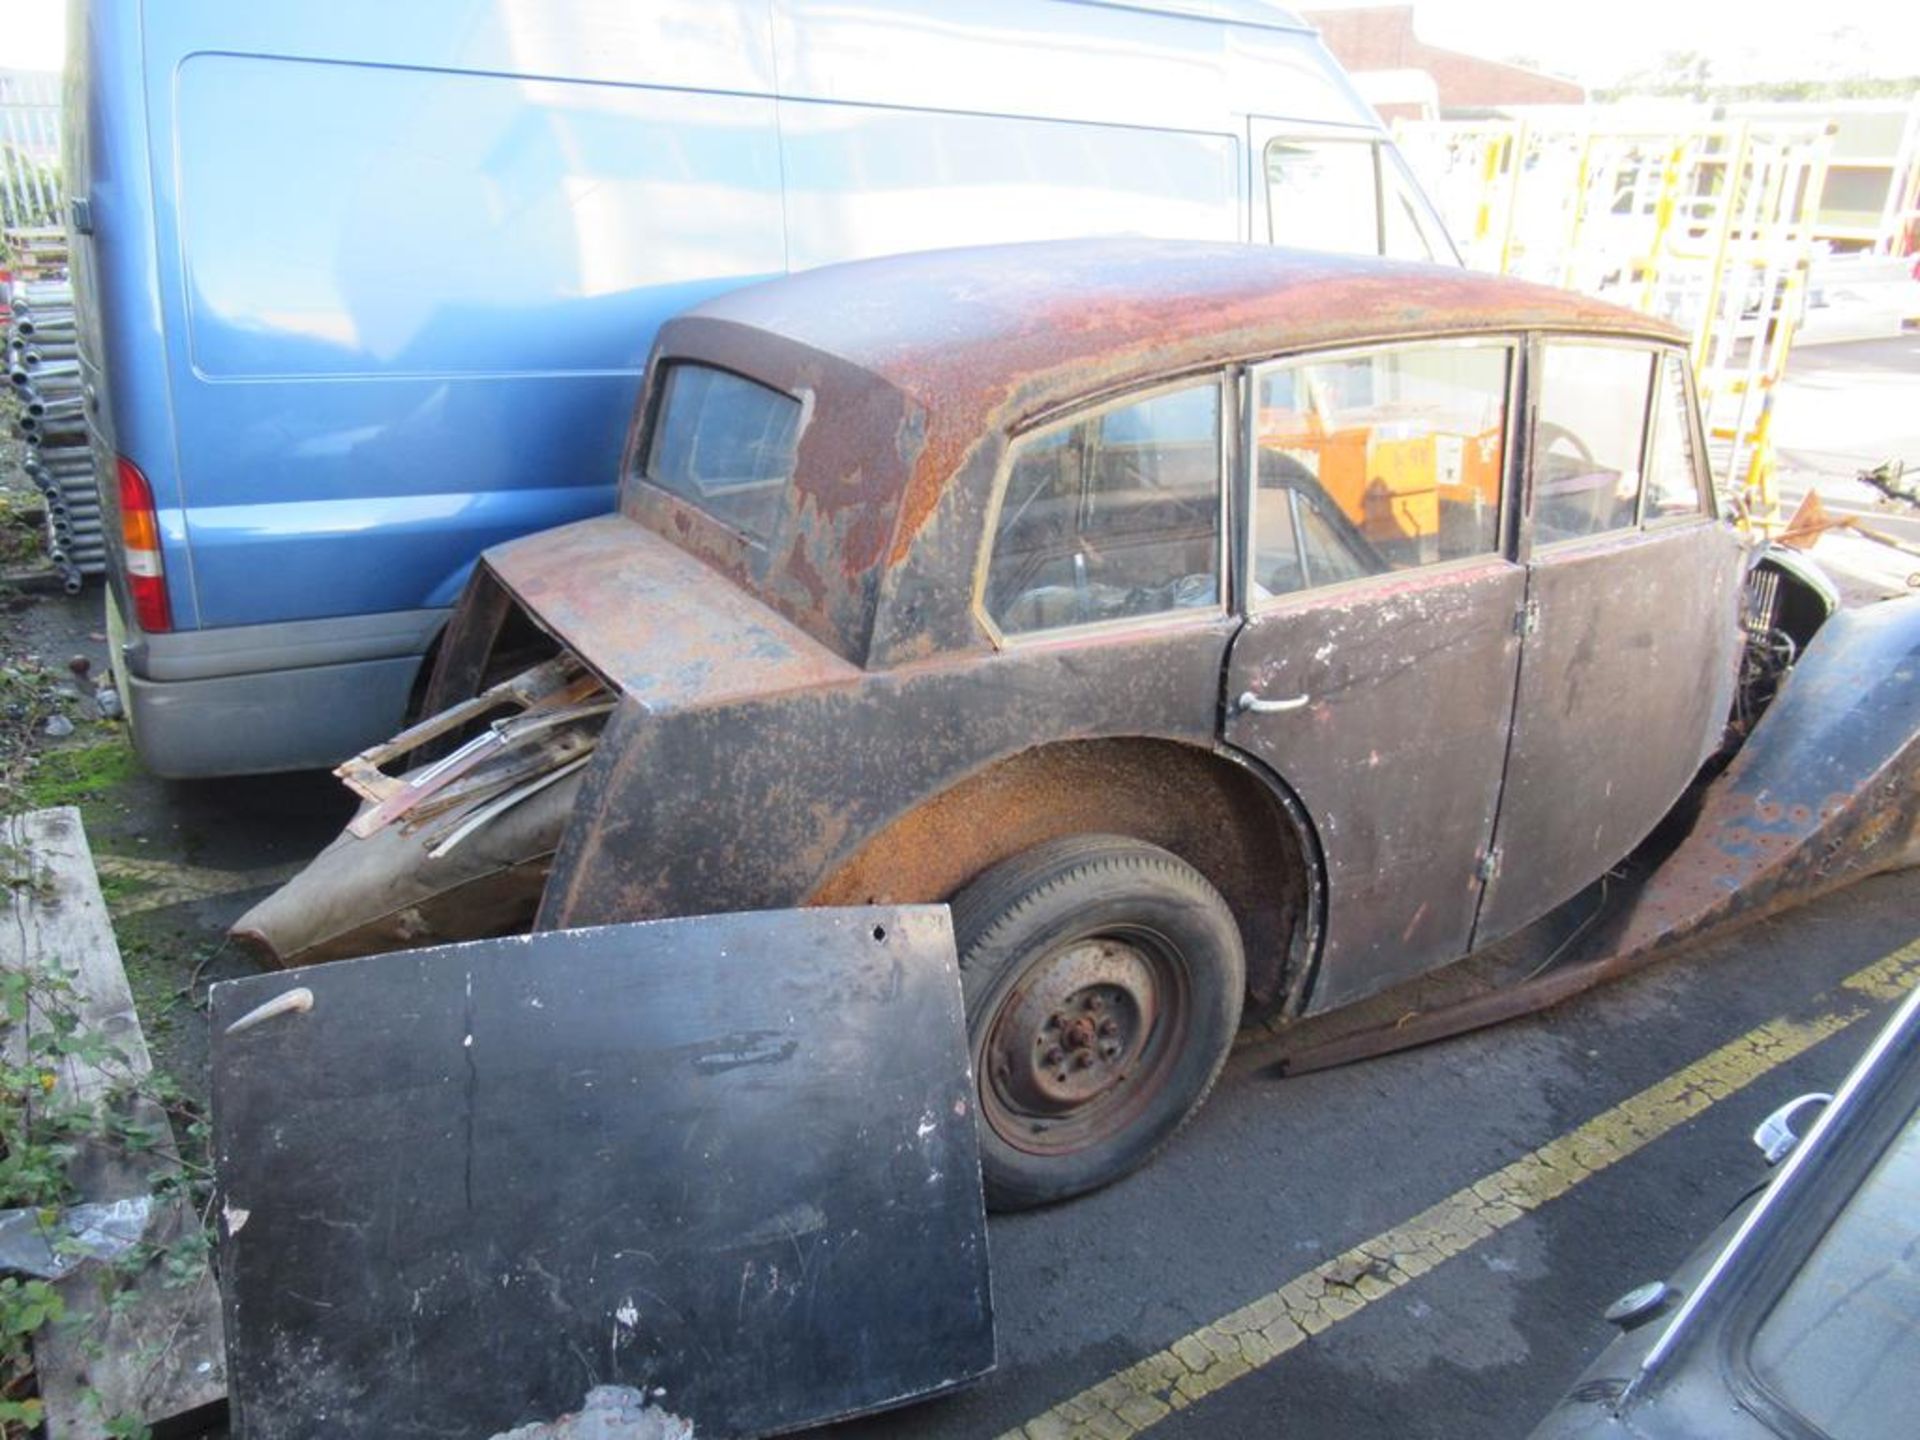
[952,834,1245,1210]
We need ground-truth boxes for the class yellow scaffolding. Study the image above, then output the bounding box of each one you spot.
[1396,113,1834,531]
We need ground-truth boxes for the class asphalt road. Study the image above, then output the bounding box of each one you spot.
[832,870,1920,1440]
[7,334,1916,1440]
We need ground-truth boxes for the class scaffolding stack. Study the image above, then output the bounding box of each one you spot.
[1396,112,1835,531]
[8,241,102,594]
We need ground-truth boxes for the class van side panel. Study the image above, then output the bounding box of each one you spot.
[81,0,1403,776]
[71,2,183,623]
[779,106,1241,269]
[145,11,786,628]
[773,0,1372,131]
[772,0,1370,273]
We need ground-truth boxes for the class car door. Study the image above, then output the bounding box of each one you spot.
[1224,337,1525,1012]
[1473,342,1746,945]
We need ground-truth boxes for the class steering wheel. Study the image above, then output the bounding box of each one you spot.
[1535,421,1595,467]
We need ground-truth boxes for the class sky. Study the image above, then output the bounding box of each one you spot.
[0,0,62,72]
[1307,0,1920,86]
[2,1,1916,86]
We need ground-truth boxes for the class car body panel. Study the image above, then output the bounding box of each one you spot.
[211,906,995,1438]
[485,515,858,708]
[240,239,1750,1041]
[1475,519,1747,945]
[1226,558,1526,1010]
[536,619,1243,930]
[1573,596,1920,964]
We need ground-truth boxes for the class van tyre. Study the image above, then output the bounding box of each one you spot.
[952,835,1245,1210]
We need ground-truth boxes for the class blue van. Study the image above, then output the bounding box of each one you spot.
[67,0,1457,776]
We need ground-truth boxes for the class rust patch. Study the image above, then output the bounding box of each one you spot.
[807,737,1312,1014]
[638,241,1680,647]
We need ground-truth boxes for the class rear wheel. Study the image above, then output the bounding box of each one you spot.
[952,835,1244,1210]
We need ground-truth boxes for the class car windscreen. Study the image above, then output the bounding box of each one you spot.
[1745,1098,1920,1438]
[643,363,803,545]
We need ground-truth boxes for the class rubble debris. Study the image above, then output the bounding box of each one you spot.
[488,1387,695,1440]
[0,1197,151,1280]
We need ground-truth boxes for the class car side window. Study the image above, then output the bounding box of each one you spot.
[1250,341,1510,598]
[983,382,1222,637]
[1533,343,1656,545]
[1644,352,1709,520]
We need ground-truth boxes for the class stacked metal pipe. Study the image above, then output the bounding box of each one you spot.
[8,279,98,595]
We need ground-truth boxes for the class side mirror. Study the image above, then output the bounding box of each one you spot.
[1753,1092,1833,1165]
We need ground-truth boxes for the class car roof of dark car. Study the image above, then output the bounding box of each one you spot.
[675,237,1681,433]
[638,240,1683,668]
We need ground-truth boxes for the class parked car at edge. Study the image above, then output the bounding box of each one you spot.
[237,239,1755,1208]
[65,0,1455,777]
[1531,976,1920,1440]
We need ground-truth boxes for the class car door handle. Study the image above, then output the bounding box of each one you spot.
[1236,690,1310,715]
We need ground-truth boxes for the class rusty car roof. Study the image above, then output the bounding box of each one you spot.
[672,239,1681,554]
[636,240,1682,668]
[677,238,1678,423]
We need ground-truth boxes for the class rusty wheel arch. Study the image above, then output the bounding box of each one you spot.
[806,735,1326,1019]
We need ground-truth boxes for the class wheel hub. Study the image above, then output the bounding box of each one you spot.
[989,939,1158,1116]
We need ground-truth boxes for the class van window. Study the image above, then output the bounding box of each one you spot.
[643,364,803,545]
[1382,150,1449,262]
[1264,138,1379,255]
[985,382,1223,636]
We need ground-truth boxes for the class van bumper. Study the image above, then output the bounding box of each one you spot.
[106,591,448,778]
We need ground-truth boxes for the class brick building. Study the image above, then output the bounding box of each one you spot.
[1302,6,1585,119]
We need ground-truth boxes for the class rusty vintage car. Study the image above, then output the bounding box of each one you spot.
[236,239,1910,1209]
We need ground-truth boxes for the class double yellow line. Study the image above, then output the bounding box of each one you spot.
[1000,938,1920,1440]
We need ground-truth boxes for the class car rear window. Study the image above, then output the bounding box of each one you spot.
[643,363,803,544]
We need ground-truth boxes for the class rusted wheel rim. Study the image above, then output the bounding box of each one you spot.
[981,928,1190,1156]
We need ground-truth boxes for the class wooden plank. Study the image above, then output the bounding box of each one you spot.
[1,807,226,1437]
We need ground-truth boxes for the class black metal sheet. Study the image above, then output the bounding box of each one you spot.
[210,907,993,1439]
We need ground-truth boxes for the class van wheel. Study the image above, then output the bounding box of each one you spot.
[952,835,1244,1210]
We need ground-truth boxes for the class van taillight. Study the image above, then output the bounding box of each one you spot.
[116,455,172,633]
